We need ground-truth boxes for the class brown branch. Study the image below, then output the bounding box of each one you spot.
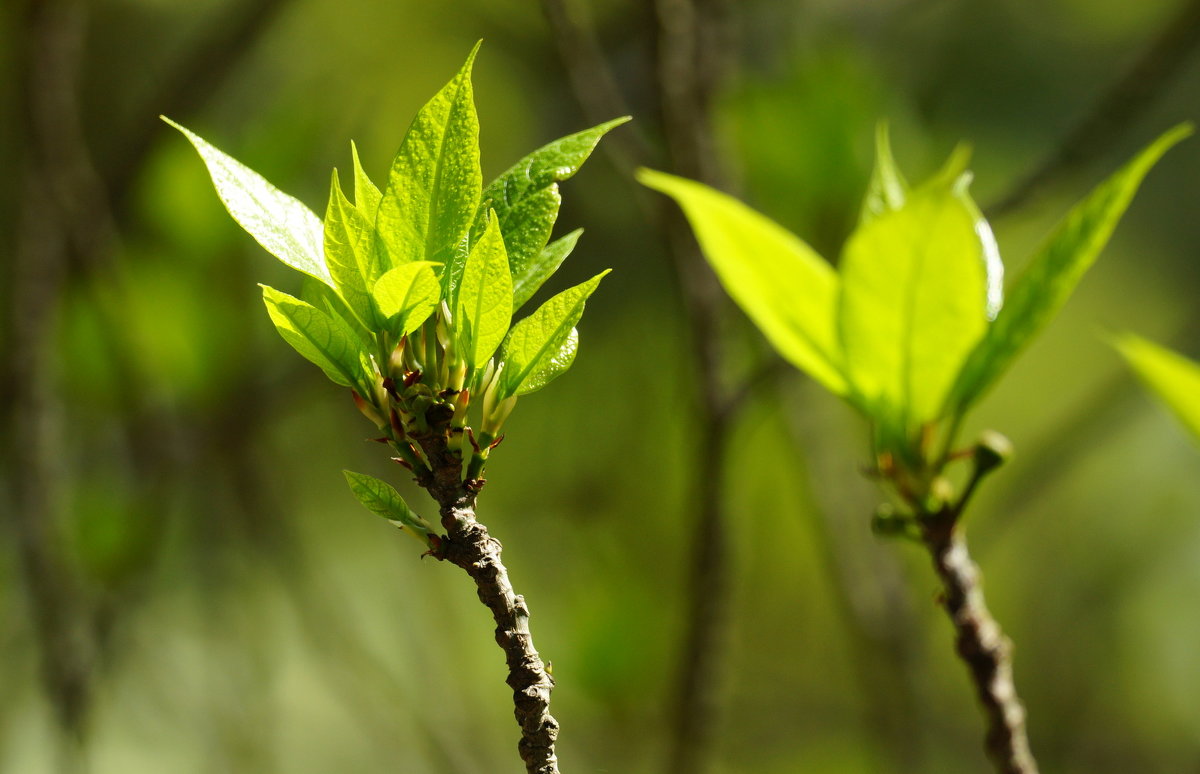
[988,0,1200,217]
[921,515,1038,774]
[410,423,560,774]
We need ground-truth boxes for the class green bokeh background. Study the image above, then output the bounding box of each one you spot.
[3,1,1200,772]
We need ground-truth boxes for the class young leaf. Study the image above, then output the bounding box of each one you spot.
[499,270,609,397]
[860,122,908,224]
[477,117,630,300]
[456,213,513,368]
[375,44,482,271]
[513,228,582,311]
[324,169,377,326]
[1115,334,1200,444]
[948,124,1191,414]
[343,470,436,546]
[350,140,382,222]
[839,178,989,431]
[373,262,441,336]
[637,168,847,395]
[261,285,369,389]
[163,117,333,287]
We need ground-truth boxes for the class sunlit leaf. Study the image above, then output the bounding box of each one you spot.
[350,140,382,223]
[343,470,436,546]
[164,117,332,286]
[513,228,582,311]
[500,270,609,397]
[456,213,513,368]
[373,262,441,336]
[637,168,846,395]
[478,117,629,301]
[948,124,1191,414]
[375,43,482,271]
[324,169,377,326]
[261,284,368,389]
[1116,334,1200,444]
[839,177,989,432]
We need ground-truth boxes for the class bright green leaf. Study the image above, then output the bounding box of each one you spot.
[637,168,847,395]
[350,140,382,223]
[948,124,1191,414]
[477,117,629,299]
[456,213,513,368]
[163,117,333,286]
[513,228,582,311]
[299,275,374,351]
[343,470,436,546]
[261,285,369,389]
[500,271,609,397]
[373,262,441,336]
[839,178,989,432]
[1115,334,1200,444]
[375,44,482,271]
[860,122,908,224]
[324,169,377,326]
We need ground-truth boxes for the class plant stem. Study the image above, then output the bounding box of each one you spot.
[412,422,560,774]
[920,516,1039,774]
[437,493,560,774]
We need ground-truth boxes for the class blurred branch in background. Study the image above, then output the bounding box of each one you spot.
[542,2,930,772]
[989,0,1200,217]
[3,0,294,767]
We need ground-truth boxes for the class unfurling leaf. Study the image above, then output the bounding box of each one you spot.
[373,262,441,336]
[860,122,908,225]
[163,117,333,286]
[344,470,436,546]
[324,169,378,326]
[457,213,513,368]
[948,125,1191,414]
[839,177,990,435]
[1116,334,1200,444]
[500,270,609,397]
[350,140,382,222]
[375,42,482,271]
[478,117,630,304]
[636,168,846,395]
[262,284,368,389]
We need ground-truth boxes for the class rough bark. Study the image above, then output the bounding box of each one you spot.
[922,518,1038,774]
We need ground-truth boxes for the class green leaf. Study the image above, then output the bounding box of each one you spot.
[343,470,436,546]
[637,168,847,395]
[261,284,369,389]
[375,44,482,271]
[350,140,382,223]
[299,275,373,351]
[372,262,441,336]
[163,117,333,287]
[324,169,378,326]
[948,124,1191,413]
[839,177,990,432]
[513,228,582,311]
[500,270,609,397]
[1116,335,1200,443]
[860,122,908,224]
[477,117,629,301]
[456,213,513,368]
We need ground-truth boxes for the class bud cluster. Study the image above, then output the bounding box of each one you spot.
[351,302,515,487]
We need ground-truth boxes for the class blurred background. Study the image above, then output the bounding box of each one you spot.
[3,0,1200,772]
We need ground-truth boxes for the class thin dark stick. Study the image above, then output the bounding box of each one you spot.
[989,0,1200,217]
[921,515,1038,774]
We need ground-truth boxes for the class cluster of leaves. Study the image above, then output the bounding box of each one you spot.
[1116,334,1200,445]
[168,45,624,547]
[641,123,1188,524]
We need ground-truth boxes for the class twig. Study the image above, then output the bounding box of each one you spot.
[988,0,1200,217]
[411,422,560,774]
[920,514,1038,774]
